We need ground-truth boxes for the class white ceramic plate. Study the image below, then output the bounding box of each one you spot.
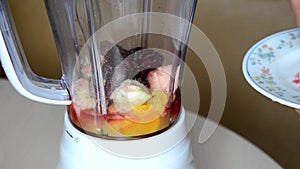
[243,28,300,109]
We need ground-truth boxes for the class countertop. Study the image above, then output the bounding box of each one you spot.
[0,79,282,169]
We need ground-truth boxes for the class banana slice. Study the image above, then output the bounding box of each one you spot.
[110,79,151,112]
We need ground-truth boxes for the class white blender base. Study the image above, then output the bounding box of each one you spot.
[57,108,196,169]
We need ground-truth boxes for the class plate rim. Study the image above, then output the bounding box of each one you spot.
[242,28,300,109]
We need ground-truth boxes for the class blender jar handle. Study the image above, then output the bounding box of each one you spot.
[0,1,71,105]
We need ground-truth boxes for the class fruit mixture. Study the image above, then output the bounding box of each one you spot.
[68,41,181,138]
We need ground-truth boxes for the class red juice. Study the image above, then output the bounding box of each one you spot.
[68,88,181,139]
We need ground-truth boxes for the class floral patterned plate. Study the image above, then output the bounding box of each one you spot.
[243,28,300,109]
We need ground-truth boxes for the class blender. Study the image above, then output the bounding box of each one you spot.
[0,0,198,168]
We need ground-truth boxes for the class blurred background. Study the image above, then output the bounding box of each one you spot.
[1,0,300,168]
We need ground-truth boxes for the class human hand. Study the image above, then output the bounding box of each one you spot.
[291,0,300,26]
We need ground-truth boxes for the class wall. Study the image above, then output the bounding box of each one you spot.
[196,0,300,168]
[1,0,300,168]
[2,0,61,78]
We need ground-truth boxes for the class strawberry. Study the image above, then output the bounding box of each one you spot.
[147,65,179,93]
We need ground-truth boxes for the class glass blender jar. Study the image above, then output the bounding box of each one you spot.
[0,0,197,139]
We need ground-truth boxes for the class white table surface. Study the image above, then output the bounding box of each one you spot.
[0,79,282,169]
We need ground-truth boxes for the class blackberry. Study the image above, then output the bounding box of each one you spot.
[99,42,164,97]
[110,48,164,90]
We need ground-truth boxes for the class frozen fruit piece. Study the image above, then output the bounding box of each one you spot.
[101,43,130,96]
[99,41,115,57]
[72,78,90,95]
[147,65,179,93]
[110,79,151,113]
[71,78,96,113]
[101,42,130,80]
[73,93,96,111]
[109,48,164,92]
[81,64,92,78]
[124,90,169,123]
[102,45,123,79]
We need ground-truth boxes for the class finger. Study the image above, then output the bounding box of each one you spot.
[291,0,300,26]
